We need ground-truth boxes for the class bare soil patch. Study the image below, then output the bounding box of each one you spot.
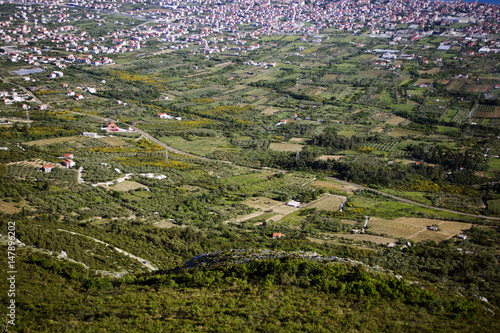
[153,220,176,228]
[369,217,471,242]
[306,194,346,212]
[262,107,280,115]
[467,85,491,93]
[316,155,343,161]
[215,61,233,68]
[476,106,500,119]
[290,137,306,142]
[312,181,357,194]
[372,112,391,121]
[388,128,422,137]
[269,143,304,152]
[24,136,86,146]
[111,180,147,192]
[8,158,63,169]
[371,126,384,133]
[323,74,339,80]
[386,116,407,125]
[331,233,397,244]
[418,68,440,75]
[99,136,128,147]
[241,197,282,210]
[0,199,22,214]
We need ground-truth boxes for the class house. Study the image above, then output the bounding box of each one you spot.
[457,234,467,240]
[427,226,439,231]
[42,164,54,173]
[272,233,285,239]
[286,200,301,208]
[63,153,74,159]
[107,122,119,131]
[74,94,84,100]
[63,159,75,168]
[157,113,172,119]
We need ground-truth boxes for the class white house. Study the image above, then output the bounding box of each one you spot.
[286,200,301,208]
[157,113,172,119]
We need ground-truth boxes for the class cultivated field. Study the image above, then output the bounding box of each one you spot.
[306,194,346,212]
[316,155,343,161]
[241,197,283,210]
[110,180,147,192]
[8,158,63,169]
[0,199,22,214]
[386,116,407,125]
[388,128,422,137]
[269,143,304,152]
[99,136,129,147]
[24,136,87,146]
[153,220,176,229]
[368,217,472,241]
[312,180,358,194]
[327,233,397,245]
[261,107,281,114]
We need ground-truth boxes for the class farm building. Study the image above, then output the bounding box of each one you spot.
[272,233,285,239]
[81,132,98,138]
[286,200,301,208]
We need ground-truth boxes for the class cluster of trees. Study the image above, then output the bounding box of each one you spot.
[2,247,496,332]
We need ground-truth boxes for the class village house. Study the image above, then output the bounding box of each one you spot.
[272,233,285,239]
[42,164,54,173]
[157,113,173,119]
[106,122,119,131]
[63,159,75,168]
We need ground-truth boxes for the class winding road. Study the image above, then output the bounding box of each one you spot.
[67,114,500,222]
[326,177,500,221]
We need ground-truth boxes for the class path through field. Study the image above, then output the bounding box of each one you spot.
[58,229,158,271]
[65,110,500,221]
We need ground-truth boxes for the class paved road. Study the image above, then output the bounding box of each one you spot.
[67,111,500,221]
[0,76,44,105]
[326,177,500,221]
[58,229,158,271]
[68,110,222,161]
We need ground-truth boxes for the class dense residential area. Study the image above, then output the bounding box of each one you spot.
[0,0,500,331]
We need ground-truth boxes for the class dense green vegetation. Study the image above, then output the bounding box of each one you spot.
[1,1,499,331]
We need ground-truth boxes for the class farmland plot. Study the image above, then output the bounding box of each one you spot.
[369,217,471,242]
[306,194,346,212]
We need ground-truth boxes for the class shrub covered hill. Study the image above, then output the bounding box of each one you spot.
[1,240,499,332]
